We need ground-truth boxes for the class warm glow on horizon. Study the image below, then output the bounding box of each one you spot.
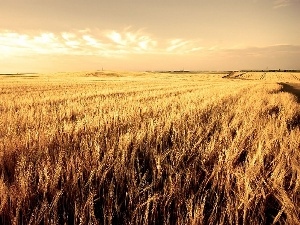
[0,0,299,73]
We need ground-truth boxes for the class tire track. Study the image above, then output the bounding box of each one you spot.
[260,72,266,80]
[290,73,300,81]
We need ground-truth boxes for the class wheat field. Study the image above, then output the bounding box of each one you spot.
[0,71,299,224]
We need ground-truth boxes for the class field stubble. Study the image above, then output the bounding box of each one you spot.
[0,71,300,224]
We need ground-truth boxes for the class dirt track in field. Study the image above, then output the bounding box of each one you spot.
[280,82,300,102]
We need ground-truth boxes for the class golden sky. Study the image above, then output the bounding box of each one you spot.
[0,0,299,73]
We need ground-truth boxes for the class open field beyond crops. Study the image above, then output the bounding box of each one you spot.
[0,71,300,224]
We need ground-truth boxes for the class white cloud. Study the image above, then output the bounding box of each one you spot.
[34,33,55,44]
[137,36,157,51]
[3,28,297,61]
[107,31,126,45]
[1,28,299,72]
[105,30,157,53]
[61,32,76,40]
[82,35,100,47]
[166,39,203,53]
[61,32,82,49]
[0,28,204,58]
[273,0,300,8]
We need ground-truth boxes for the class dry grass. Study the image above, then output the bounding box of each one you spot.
[0,71,300,224]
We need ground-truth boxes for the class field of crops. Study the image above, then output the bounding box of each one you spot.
[0,71,300,224]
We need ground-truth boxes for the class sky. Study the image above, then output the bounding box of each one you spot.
[0,0,299,73]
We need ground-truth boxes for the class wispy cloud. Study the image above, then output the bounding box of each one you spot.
[166,39,203,53]
[105,30,158,53]
[2,28,298,64]
[273,0,300,8]
[0,31,68,55]
[0,28,204,58]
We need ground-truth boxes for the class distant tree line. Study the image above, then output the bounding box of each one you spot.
[240,69,300,72]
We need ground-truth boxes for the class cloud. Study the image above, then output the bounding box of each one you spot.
[273,0,300,8]
[166,39,189,52]
[0,31,70,55]
[107,31,125,45]
[105,30,158,53]
[166,39,203,54]
[1,28,299,73]
[2,28,297,63]
[82,35,103,48]
[0,28,204,59]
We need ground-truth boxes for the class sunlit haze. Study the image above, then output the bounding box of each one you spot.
[1,0,299,73]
